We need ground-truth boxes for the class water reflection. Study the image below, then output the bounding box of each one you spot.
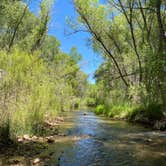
[57,111,166,166]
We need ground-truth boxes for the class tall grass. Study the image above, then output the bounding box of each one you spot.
[95,103,134,118]
[0,49,77,143]
[94,102,164,122]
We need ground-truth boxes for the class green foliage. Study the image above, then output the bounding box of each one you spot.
[94,102,164,124]
[95,104,105,115]
[69,47,82,63]
[0,50,49,136]
[74,0,166,124]
[128,104,164,122]
[107,104,133,118]
[94,102,134,118]
[0,0,88,144]
[85,97,97,107]
[0,48,87,141]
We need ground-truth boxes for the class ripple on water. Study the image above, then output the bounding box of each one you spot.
[57,111,166,166]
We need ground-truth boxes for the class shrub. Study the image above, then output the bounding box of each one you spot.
[86,97,97,107]
[107,104,133,118]
[127,103,164,122]
[95,104,105,115]
[0,49,78,141]
[74,102,79,109]
[144,104,163,120]
[126,106,143,120]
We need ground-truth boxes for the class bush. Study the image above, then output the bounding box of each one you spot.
[107,104,133,118]
[94,102,136,119]
[28,109,45,135]
[128,104,164,121]
[95,104,105,115]
[0,49,80,142]
[86,97,97,107]
[145,104,163,120]
[127,106,142,120]
[74,102,79,109]
[95,102,164,122]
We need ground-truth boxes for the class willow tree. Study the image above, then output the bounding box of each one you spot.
[73,0,166,109]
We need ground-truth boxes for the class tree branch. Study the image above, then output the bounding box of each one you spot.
[118,0,143,83]
[77,9,129,86]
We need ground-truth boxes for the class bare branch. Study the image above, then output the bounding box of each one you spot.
[64,29,90,36]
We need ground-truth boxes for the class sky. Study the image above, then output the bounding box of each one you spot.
[29,0,103,83]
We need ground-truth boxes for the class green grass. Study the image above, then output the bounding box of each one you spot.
[128,104,164,121]
[94,103,164,123]
[95,103,133,118]
[95,104,105,115]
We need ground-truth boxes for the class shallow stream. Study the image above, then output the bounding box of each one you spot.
[54,111,166,166]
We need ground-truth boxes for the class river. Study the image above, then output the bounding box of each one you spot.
[1,111,165,166]
[52,111,166,166]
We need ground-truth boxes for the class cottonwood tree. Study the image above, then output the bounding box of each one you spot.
[73,0,166,108]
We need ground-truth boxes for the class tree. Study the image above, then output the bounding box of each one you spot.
[73,0,166,108]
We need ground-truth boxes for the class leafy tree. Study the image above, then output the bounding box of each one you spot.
[73,0,166,110]
[0,0,88,142]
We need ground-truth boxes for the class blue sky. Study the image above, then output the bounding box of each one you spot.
[29,0,103,83]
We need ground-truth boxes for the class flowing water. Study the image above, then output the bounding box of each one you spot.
[54,111,166,166]
[1,111,166,166]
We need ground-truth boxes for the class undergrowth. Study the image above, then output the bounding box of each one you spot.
[95,103,164,122]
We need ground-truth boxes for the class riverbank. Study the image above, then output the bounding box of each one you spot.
[0,133,86,166]
[0,116,65,166]
[94,104,166,130]
[0,113,90,166]
[1,111,166,166]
